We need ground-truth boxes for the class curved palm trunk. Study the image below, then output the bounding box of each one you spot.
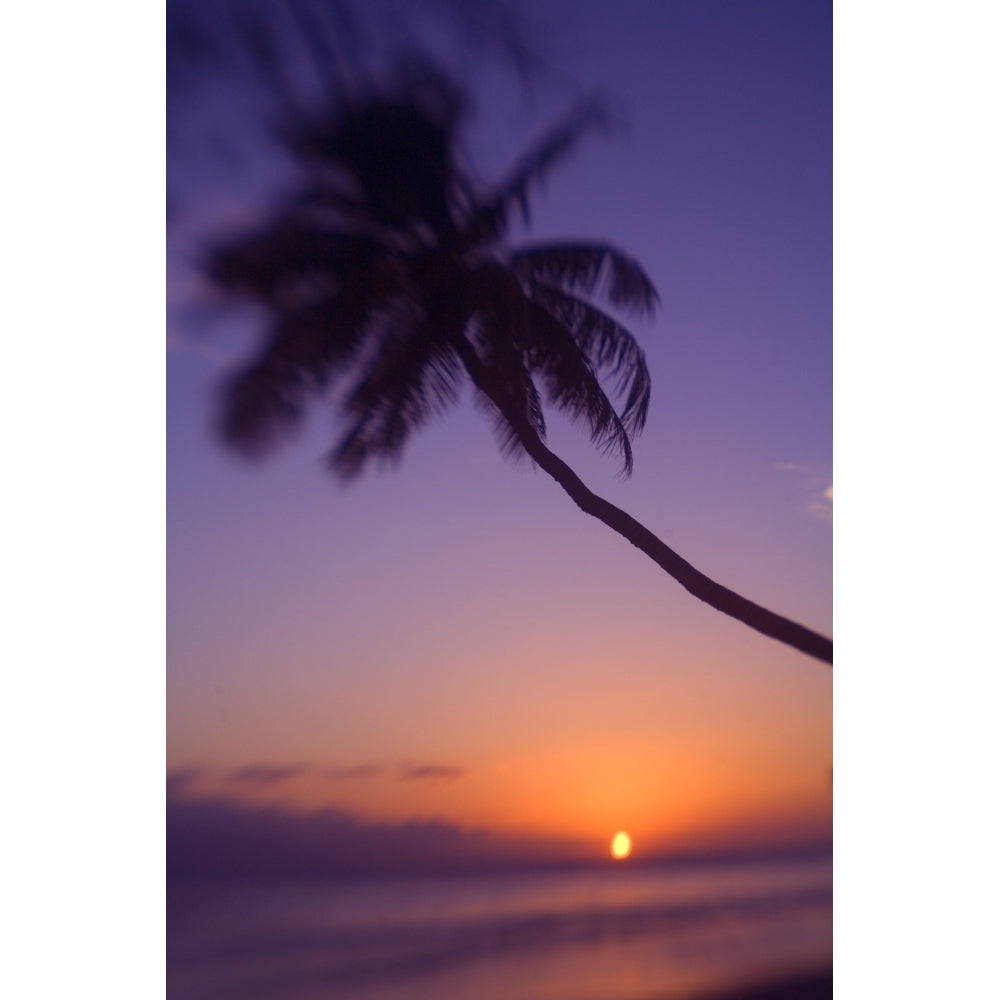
[516,429,832,664]
[455,338,833,665]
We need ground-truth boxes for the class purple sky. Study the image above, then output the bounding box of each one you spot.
[167,0,832,867]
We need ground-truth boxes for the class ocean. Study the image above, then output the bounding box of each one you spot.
[167,853,832,999]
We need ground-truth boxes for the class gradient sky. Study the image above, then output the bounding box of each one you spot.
[167,0,831,865]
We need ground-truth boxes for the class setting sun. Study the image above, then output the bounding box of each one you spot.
[610,831,632,860]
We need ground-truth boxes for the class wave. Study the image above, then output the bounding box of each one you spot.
[168,876,832,1000]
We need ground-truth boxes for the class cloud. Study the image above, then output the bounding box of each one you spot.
[324,765,383,781]
[167,795,584,881]
[808,483,833,522]
[773,462,832,523]
[170,760,470,796]
[399,764,467,783]
[228,764,306,787]
[166,767,204,798]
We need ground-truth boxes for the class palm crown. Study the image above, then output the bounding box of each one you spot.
[209,71,658,479]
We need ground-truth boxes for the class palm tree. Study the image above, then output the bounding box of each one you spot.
[206,69,833,665]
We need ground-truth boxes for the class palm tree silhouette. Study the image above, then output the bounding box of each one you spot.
[206,69,832,665]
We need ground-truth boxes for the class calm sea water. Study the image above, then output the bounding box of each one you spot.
[167,854,832,1000]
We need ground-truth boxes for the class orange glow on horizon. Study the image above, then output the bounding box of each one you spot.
[169,730,832,856]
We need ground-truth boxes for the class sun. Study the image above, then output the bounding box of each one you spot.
[610,830,632,860]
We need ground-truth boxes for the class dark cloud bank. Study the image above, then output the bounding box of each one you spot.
[167,789,586,881]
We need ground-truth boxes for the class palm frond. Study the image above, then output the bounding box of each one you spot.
[470,320,546,433]
[218,292,372,455]
[208,224,387,305]
[516,299,635,475]
[218,359,309,457]
[471,381,542,467]
[465,267,548,433]
[464,97,608,246]
[330,313,465,477]
[524,281,652,436]
[466,264,634,474]
[508,242,659,317]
